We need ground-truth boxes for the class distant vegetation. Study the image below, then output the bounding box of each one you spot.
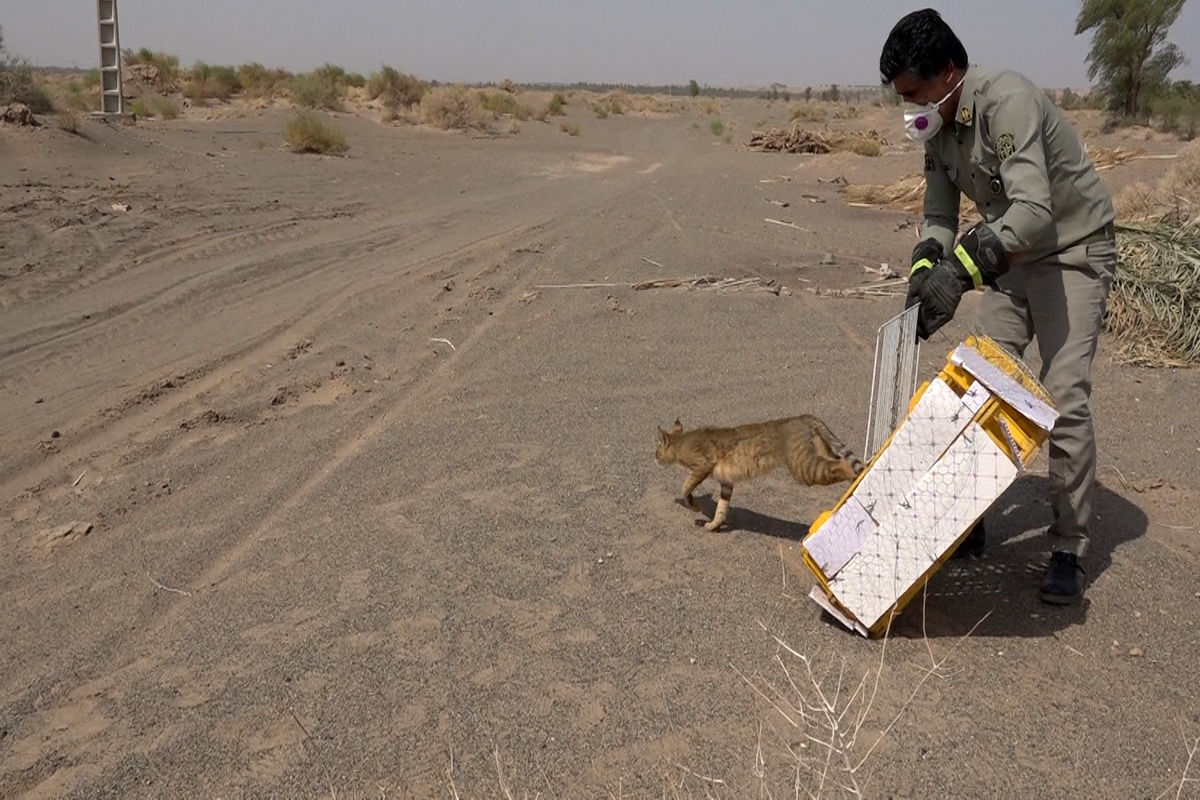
[419,84,491,130]
[13,29,1197,143]
[366,65,427,116]
[283,111,348,154]
[0,26,55,112]
[1074,0,1198,138]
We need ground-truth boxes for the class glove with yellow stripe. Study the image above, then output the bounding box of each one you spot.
[910,222,1009,340]
[905,238,944,314]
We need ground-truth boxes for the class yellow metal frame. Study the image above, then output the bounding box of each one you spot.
[803,335,1055,637]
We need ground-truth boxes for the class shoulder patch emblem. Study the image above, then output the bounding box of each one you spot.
[996,132,1015,160]
[957,106,972,125]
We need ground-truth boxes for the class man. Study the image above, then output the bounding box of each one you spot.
[879,8,1119,605]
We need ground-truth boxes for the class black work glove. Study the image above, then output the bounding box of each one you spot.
[905,238,943,313]
[914,257,976,339]
[911,223,1012,340]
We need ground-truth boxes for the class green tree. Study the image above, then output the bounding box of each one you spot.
[688,78,699,97]
[1075,0,1189,118]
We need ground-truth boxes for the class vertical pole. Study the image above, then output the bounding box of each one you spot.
[97,0,124,115]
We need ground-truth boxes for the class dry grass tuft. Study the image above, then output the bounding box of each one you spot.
[1114,140,1199,224]
[237,62,292,99]
[840,173,978,219]
[55,111,82,136]
[183,62,240,101]
[366,65,427,112]
[130,93,180,120]
[788,101,829,123]
[290,66,347,111]
[283,112,348,154]
[420,85,491,131]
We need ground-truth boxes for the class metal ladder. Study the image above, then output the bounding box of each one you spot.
[97,0,124,115]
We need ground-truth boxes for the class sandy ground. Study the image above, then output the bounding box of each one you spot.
[2,95,1199,799]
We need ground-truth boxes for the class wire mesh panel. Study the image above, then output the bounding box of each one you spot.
[864,305,920,460]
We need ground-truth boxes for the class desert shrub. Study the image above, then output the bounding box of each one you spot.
[846,137,881,157]
[559,121,580,136]
[56,76,98,112]
[62,88,94,112]
[0,34,54,113]
[184,61,240,101]
[152,94,180,118]
[366,65,427,111]
[122,47,180,84]
[710,118,724,136]
[345,72,365,88]
[291,70,344,111]
[547,92,566,115]
[789,102,826,122]
[237,62,292,98]
[419,85,490,130]
[1150,92,1200,139]
[283,112,348,154]
[479,90,529,119]
[313,63,348,86]
[129,93,180,119]
[56,111,82,135]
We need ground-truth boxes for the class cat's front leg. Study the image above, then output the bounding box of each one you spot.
[699,482,733,531]
[681,468,710,511]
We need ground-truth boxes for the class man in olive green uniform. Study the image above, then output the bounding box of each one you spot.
[879,9,1118,605]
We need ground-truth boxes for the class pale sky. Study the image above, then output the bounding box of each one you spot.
[5,1,1200,89]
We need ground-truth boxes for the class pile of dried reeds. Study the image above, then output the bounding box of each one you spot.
[1107,223,1200,366]
[748,125,835,154]
[1104,141,1200,367]
[748,124,889,156]
[840,173,979,220]
[1087,144,1143,171]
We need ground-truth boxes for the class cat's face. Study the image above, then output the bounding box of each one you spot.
[654,430,675,464]
[654,420,684,464]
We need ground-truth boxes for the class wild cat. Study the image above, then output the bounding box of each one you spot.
[654,415,864,531]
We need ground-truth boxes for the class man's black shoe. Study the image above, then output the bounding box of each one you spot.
[1039,551,1085,605]
[951,519,986,559]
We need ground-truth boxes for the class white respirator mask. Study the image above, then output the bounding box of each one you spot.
[902,74,965,142]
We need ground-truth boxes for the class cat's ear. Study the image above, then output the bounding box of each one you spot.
[658,426,669,443]
[670,418,683,434]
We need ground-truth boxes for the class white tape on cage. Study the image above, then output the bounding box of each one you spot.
[950,345,1058,431]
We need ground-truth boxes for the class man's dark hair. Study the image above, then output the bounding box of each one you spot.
[879,8,969,84]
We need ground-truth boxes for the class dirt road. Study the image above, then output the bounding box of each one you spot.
[2,100,1198,798]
